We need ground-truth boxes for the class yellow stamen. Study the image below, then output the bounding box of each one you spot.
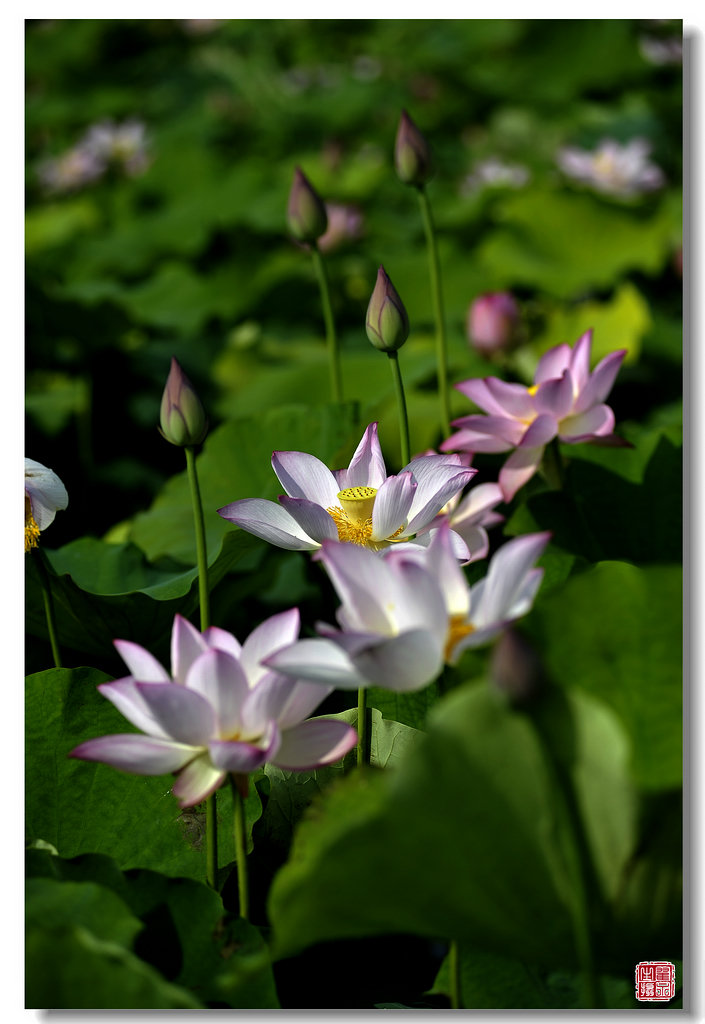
[327,486,377,546]
[527,384,539,397]
[25,497,41,553]
[444,614,475,662]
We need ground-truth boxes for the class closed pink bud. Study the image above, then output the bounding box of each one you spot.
[286,166,328,244]
[159,358,208,447]
[467,292,520,354]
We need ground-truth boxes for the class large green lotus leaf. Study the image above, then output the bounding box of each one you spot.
[366,682,442,731]
[258,709,423,856]
[129,402,360,563]
[25,850,280,1008]
[26,877,143,950]
[25,197,102,255]
[475,189,678,298]
[214,333,481,468]
[24,530,261,659]
[25,668,263,880]
[514,281,651,376]
[524,562,682,789]
[26,925,202,1009]
[504,426,681,567]
[431,945,642,1010]
[268,684,638,968]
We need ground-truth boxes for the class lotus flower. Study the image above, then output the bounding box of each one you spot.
[70,612,357,807]
[442,330,626,501]
[266,524,549,693]
[25,458,68,552]
[557,138,665,199]
[218,422,476,557]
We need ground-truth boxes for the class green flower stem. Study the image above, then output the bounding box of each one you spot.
[184,446,210,632]
[33,548,62,669]
[387,351,411,468]
[357,686,369,767]
[542,437,566,490]
[184,445,217,888]
[449,939,462,1009]
[231,777,250,920]
[311,242,342,404]
[417,185,451,439]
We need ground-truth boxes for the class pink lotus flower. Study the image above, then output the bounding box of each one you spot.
[557,138,664,199]
[218,422,476,557]
[467,292,520,356]
[70,612,357,807]
[441,330,626,501]
[266,524,549,693]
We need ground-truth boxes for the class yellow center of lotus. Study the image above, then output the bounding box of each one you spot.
[327,486,377,546]
[527,384,539,397]
[444,614,475,662]
[25,497,41,553]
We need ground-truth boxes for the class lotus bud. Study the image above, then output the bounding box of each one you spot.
[286,166,328,244]
[467,292,520,355]
[394,109,433,188]
[490,628,543,706]
[159,357,208,447]
[366,266,410,353]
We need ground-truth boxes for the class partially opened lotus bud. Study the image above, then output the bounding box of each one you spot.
[159,358,208,447]
[365,266,410,353]
[394,109,433,188]
[286,166,328,244]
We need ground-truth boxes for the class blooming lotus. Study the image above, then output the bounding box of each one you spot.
[70,611,357,807]
[557,137,664,199]
[266,525,549,693]
[441,330,626,501]
[218,422,476,556]
[25,458,68,552]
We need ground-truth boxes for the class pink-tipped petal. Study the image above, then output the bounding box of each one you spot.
[371,472,416,541]
[171,754,225,808]
[265,636,368,690]
[450,482,504,528]
[202,625,242,659]
[317,541,396,634]
[448,414,526,448]
[274,719,358,770]
[133,682,217,746]
[98,679,172,739]
[473,532,550,627]
[484,377,536,419]
[499,445,546,501]
[422,521,472,618]
[559,404,615,440]
[240,607,301,687]
[185,649,249,738]
[272,450,339,506]
[217,498,319,550]
[569,330,593,393]
[208,721,280,772]
[113,640,169,683]
[403,461,476,535]
[518,413,558,448]
[278,495,339,545]
[274,679,334,729]
[171,614,207,685]
[534,370,575,420]
[240,672,293,735]
[440,427,515,455]
[351,628,444,692]
[453,524,490,563]
[70,734,196,774]
[454,378,509,416]
[534,343,572,384]
[343,422,387,489]
[572,349,626,414]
